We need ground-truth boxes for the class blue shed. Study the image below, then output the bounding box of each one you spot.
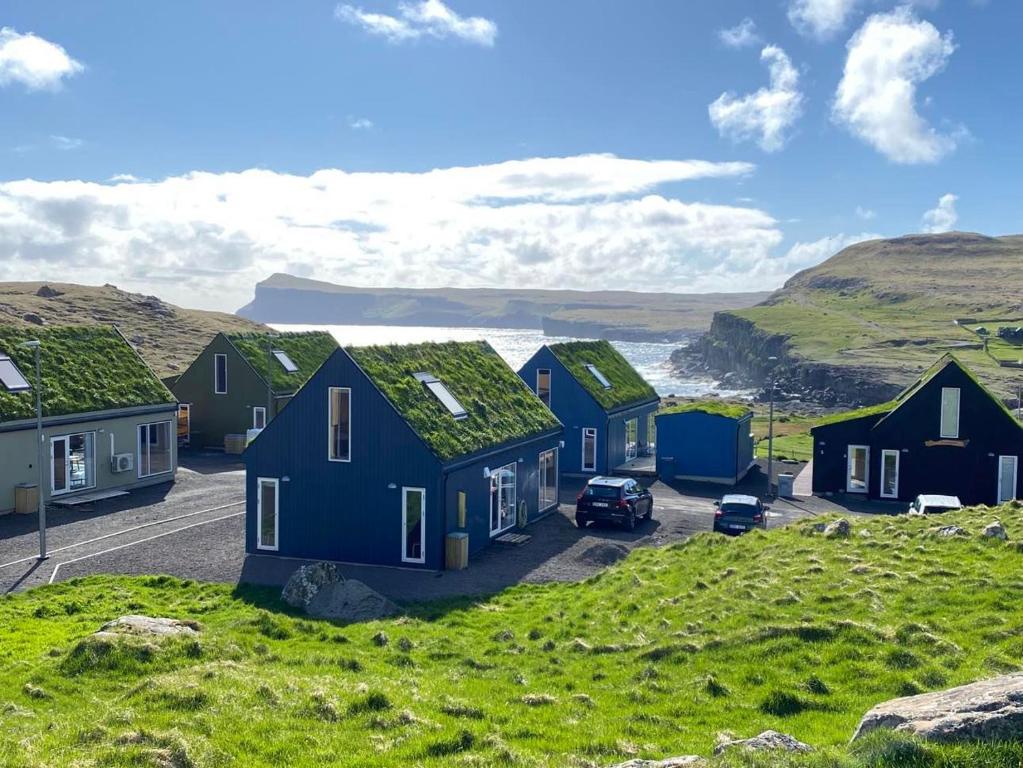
[518,340,659,476]
[244,341,563,571]
[655,402,754,485]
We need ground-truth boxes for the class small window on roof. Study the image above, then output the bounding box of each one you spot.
[0,356,31,393]
[414,372,467,420]
[585,363,612,389]
[272,350,299,373]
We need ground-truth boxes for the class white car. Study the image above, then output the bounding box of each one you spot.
[908,494,963,515]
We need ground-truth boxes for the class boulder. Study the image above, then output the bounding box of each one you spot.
[282,562,341,608]
[35,285,63,298]
[94,615,199,639]
[714,730,813,755]
[934,525,967,538]
[307,580,398,622]
[22,312,45,326]
[607,758,704,768]
[982,521,1007,540]
[852,674,1023,743]
[824,519,851,538]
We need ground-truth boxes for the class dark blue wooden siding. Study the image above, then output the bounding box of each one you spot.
[655,411,753,483]
[811,415,878,495]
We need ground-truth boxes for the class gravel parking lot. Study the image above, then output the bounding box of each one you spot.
[2,457,889,601]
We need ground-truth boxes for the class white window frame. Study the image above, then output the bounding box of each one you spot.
[253,406,267,430]
[137,421,174,479]
[880,449,900,499]
[327,387,352,463]
[940,387,960,439]
[998,455,1018,504]
[538,447,559,513]
[214,353,227,395]
[536,368,552,407]
[401,486,426,564]
[256,477,279,551]
[582,427,598,472]
[489,462,517,537]
[625,418,638,461]
[50,432,97,496]
[846,444,869,494]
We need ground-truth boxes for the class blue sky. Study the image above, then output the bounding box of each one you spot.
[1,1,1019,310]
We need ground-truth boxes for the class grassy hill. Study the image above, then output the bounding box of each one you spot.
[697,233,1023,403]
[3,504,1023,767]
[0,282,266,377]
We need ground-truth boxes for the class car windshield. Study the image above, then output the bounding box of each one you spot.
[720,502,758,517]
[585,486,620,499]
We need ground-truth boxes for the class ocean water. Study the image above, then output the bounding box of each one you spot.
[271,323,748,399]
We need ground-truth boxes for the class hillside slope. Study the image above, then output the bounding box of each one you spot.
[238,273,771,342]
[689,233,1023,405]
[1,505,1022,766]
[0,282,266,377]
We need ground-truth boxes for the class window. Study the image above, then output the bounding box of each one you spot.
[647,412,656,451]
[328,387,351,462]
[257,477,279,551]
[414,372,467,419]
[539,448,558,512]
[489,463,517,536]
[51,433,95,495]
[625,418,638,461]
[138,421,173,478]
[537,369,551,408]
[253,406,267,430]
[585,364,612,389]
[940,387,960,438]
[846,445,868,493]
[272,349,299,373]
[582,427,597,472]
[214,353,227,394]
[0,356,30,392]
[402,487,426,563]
[177,404,191,446]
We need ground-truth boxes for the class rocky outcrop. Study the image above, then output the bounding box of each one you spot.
[94,615,200,639]
[982,521,1007,540]
[824,519,851,538]
[282,562,398,622]
[606,758,704,767]
[714,730,813,755]
[282,562,341,608]
[852,674,1023,743]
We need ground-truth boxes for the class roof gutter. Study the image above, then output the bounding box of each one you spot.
[606,397,660,418]
[0,401,179,435]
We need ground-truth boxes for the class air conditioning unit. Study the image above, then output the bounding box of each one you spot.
[111,453,134,473]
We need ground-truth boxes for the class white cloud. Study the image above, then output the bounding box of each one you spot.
[348,117,374,130]
[788,0,860,40]
[833,8,958,164]
[921,193,958,232]
[0,27,83,90]
[50,135,83,151]
[719,18,760,48]
[335,0,497,46]
[777,232,881,277]
[708,46,804,153]
[0,155,787,311]
[855,205,876,220]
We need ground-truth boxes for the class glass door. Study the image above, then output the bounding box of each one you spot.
[51,436,68,494]
[402,487,425,563]
[846,445,869,493]
[880,449,899,499]
[489,464,517,536]
[998,456,1018,503]
[625,419,638,461]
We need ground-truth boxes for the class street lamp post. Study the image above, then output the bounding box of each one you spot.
[766,355,778,499]
[19,340,46,560]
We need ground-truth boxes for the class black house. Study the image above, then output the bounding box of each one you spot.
[811,354,1022,506]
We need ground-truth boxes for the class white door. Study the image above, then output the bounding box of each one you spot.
[582,428,597,472]
[846,445,869,493]
[51,436,69,494]
[402,487,426,563]
[998,456,1018,503]
[880,449,899,499]
[256,477,279,551]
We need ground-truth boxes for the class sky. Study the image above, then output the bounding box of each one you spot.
[1,0,1021,312]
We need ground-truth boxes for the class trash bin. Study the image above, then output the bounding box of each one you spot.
[15,483,38,515]
[445,532,469,570]
[777,473,795,498]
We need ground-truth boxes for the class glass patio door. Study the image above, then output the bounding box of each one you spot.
[625,418,638,461]
[402,487,425,563]
[846,445,868,493]
[880,450,899,499]
[998,456,1018,503]
[51,436,68,494]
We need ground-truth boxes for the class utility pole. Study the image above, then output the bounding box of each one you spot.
[19,340,46,560]
[766,355,778,499]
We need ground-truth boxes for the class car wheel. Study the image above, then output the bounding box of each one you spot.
[644,501,653,520]
[624,507,636,531]
[575,514,588,529]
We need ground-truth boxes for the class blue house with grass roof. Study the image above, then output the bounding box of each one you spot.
[518,340,659,476]
[655,401,754,485]
[244,341,563,570]
[811,354,1022,505]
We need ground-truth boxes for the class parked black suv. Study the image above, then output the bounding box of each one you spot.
[713,494,767,536]
[576,476,653,531]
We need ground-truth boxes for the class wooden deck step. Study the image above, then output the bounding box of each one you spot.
[493,532,532,547]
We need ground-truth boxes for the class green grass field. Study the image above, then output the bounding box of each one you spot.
[3,505,1023,767]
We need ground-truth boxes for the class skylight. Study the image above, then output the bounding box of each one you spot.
[585,363,612,389]
[0,356,31,393]
[414,372,467,419]
[272,350,299,373]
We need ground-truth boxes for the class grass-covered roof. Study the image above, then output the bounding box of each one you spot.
[347,341,561,462]
[548,340,657,411]
[0,326,174,423]
[659,400,751,420]
[812,400,896,429]
[227,331,338,395]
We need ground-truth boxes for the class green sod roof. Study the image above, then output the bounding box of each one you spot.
[812,400,896,429]
[227,331,338,395]
[347,341,561,462]
[0,326,174,423]
[547,340,658,411]
[659,400,751,420]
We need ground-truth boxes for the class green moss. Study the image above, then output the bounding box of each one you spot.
[0,326,173,423]
[548,340,657,411]
[814,400,897,429]
[226,331,338,395]
[348,341,561,461]
[659,400,750,420]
